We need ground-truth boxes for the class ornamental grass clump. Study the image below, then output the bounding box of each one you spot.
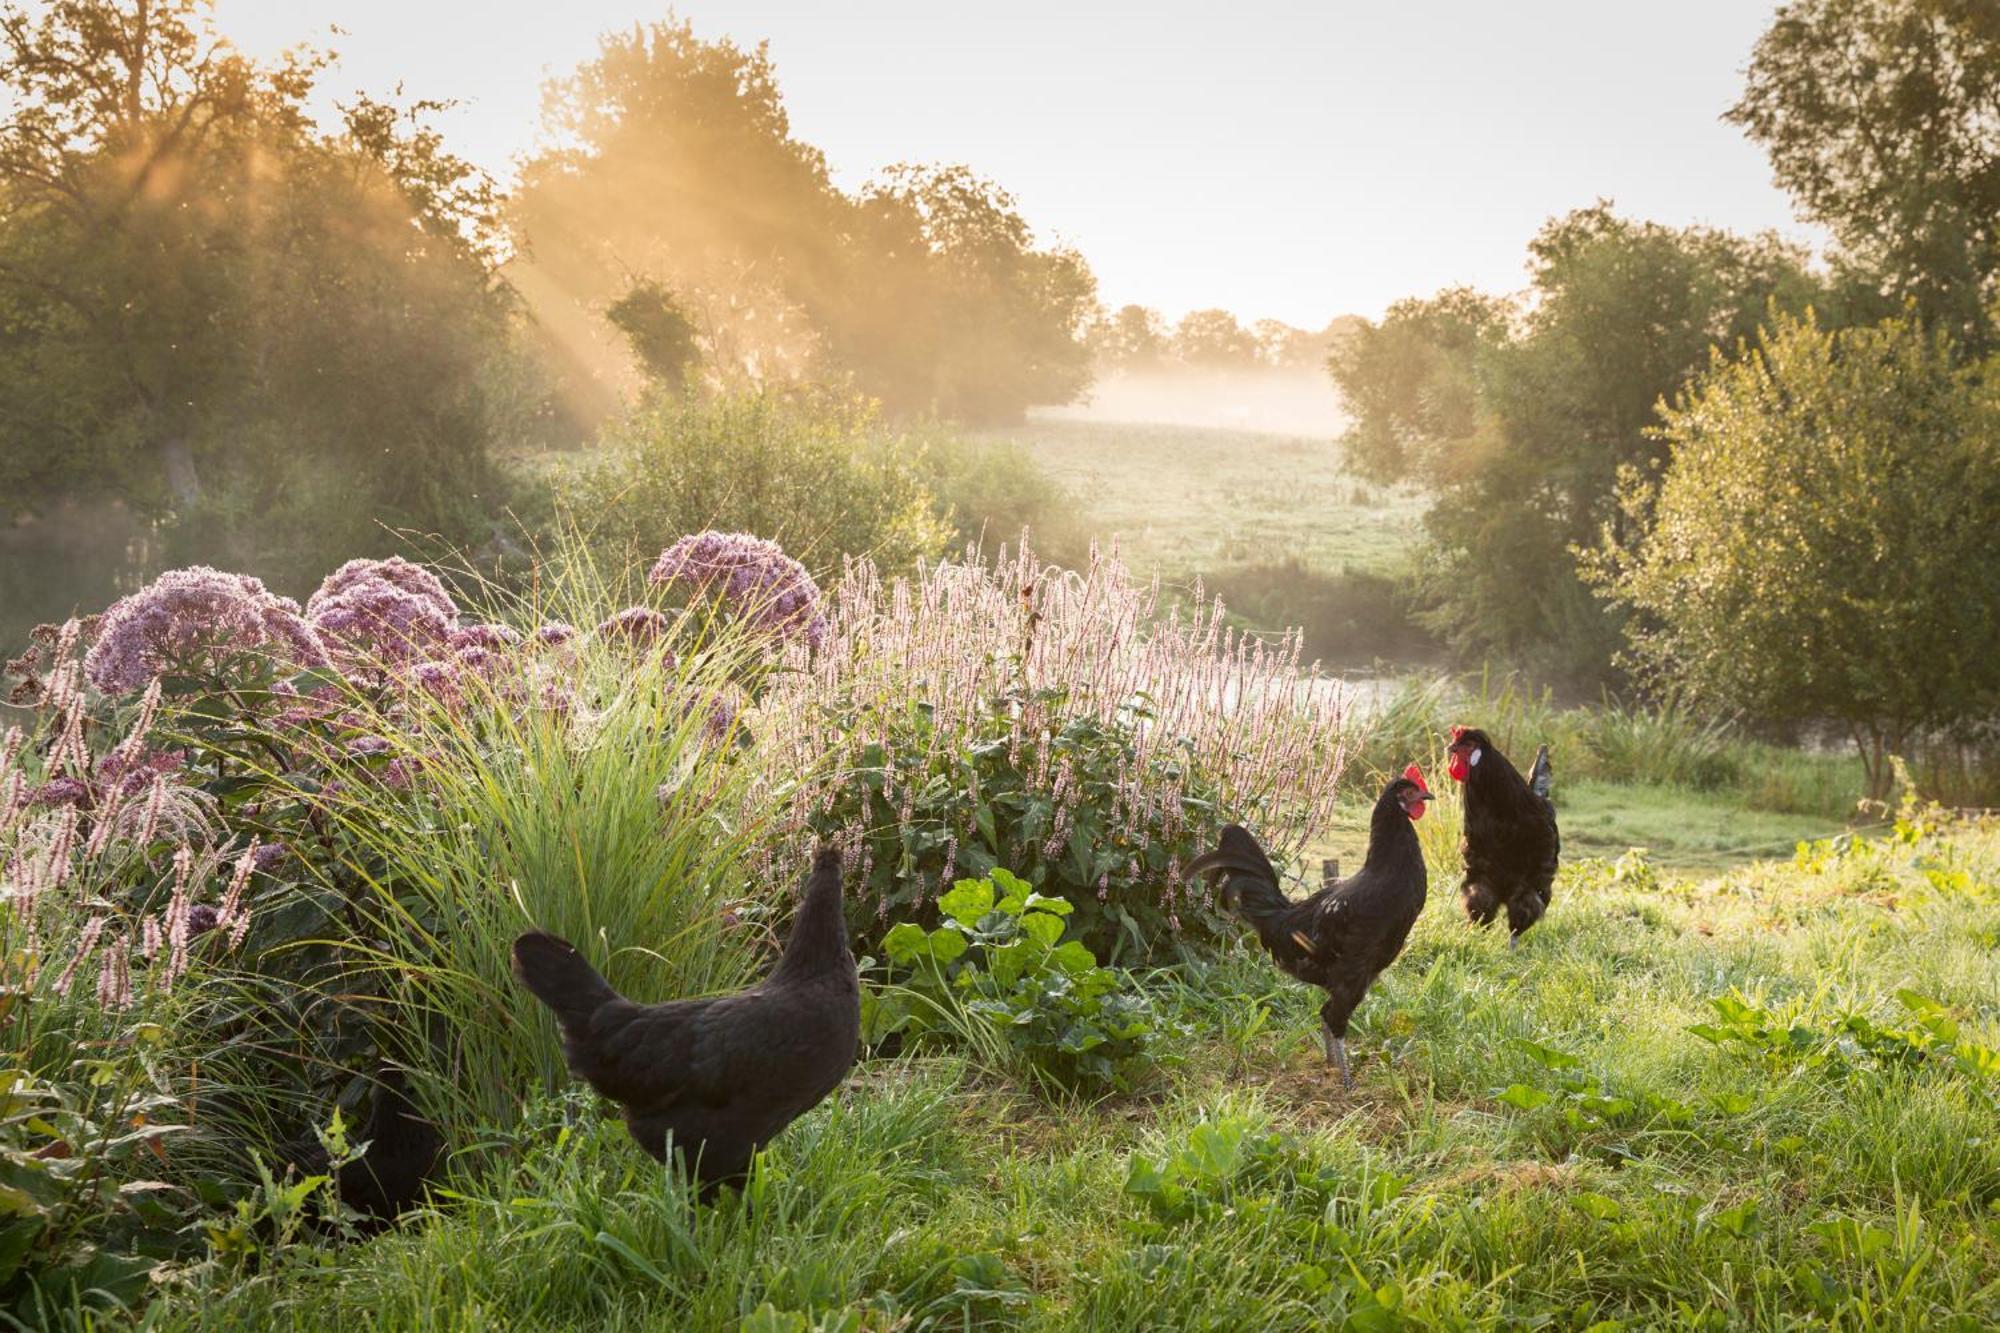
[757,538,1353,960]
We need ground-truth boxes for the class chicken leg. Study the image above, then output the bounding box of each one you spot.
[1319,1012,1351,1089]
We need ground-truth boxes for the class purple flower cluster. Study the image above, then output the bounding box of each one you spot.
[594,607,674,653]
[449,622,522,653]
[649,531,827,650]
[83,567,331,695]
[308,557,457,623]
[533,622,579,649]
[307,558,459,667]
[97,747,186,797]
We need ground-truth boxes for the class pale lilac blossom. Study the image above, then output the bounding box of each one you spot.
[85,568,329,694]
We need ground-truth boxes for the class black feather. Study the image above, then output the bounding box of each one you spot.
[511,845,859,1194]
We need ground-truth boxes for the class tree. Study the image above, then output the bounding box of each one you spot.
[843,163,1097,422]
[511,20,1095,425]
[606,280,704,389]
[1593,311,2000,793]
[509,19,837,407]
[1729,0,2000,349]
[1328,207,1825,685]
[0,0,527,584]
[1090,303,1167,368]
[1170,308,1257,367]
[1328,287,1509,484]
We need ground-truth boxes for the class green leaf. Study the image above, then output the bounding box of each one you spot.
[1574,1192,1623,1221]
[1496,1083,1553,1110]
[882,923,930,966]
[1510,1038,1581,1070]
[986,939,1030,987]
[1048,940,1096,975]
[1018,912,1064,949]
[938,879,995,927]
[989,867,1031,900]
[1022,891,1073,916]
[927,926,968,965]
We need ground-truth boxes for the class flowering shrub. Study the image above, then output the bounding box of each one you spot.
[758,540,1352,960]
[84,566,329,694]
[650,529,828,650]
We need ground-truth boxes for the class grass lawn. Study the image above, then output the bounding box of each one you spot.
[169,817,2000,1330]
[982,417,1425,581]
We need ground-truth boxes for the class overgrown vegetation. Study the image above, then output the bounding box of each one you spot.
[131,804,2000,1330]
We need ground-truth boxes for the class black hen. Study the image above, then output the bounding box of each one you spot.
[1189,770,1434,1088]
[511,845,860,1192]
[1447,726,1558,944]
[287,1066,443,1228]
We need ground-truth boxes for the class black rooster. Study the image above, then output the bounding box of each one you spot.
[511,845,860,1193]
[1189,768,1434,1088]
[1447,726,1558,944]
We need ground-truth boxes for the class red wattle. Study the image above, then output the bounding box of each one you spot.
[1447,752,1470,782]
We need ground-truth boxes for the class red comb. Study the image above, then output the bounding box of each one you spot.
[1404,763,1426,788]
[1449,725,1466,743]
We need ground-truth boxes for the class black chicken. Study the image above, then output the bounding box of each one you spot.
[1189,768,1434,1088]
[287,1065,443,1227]
[511,845,860,1193]
[1447,726,1558,944]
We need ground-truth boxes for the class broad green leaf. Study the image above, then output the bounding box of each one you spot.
[938,879,994,927]
[1019,911,1064,949]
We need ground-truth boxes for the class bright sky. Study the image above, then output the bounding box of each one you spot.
[214,1,1823,326]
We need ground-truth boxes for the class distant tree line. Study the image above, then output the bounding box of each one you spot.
[1088,304,1359,373]
[1328,0,2000,791]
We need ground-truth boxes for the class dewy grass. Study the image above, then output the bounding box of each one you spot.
[158,817,2000,1331]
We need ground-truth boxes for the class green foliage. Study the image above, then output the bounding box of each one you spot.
[0,1,536,582]
[0,1032,185,1321]
[849,163,1097,423]
[916,433,1087,569]
[574,388,952,582]
[1690,991,2000,1094]
[1730,0,2000,349]
[874,869,1182,1095]
[511,20,1095,425]
[805,686,1236,962]
[1332,206,1825,686]
[1595,311,2000,795]
[605,280,704,390]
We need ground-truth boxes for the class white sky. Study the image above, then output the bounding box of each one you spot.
[214,1,1825,326]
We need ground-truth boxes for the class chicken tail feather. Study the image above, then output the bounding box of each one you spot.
[512,931,619,1026]
[1189,825,1292,923]
[1528,744,1553,801]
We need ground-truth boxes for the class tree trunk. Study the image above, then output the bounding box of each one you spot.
[157,433,200,506]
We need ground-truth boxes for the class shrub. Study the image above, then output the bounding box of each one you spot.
[571,388,951,585]
[918,433,1088,569]
[1594,311,2000,796]
[873,868,1182,1096]
[0,546,788,1312]
[757,539,1354,960]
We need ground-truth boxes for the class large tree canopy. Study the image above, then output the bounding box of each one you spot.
[1592,311,2000,791]
[1729,0,2000,349]
[1328,206,1824,685]
[0,0,530,583]
[510,19,1095,426]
